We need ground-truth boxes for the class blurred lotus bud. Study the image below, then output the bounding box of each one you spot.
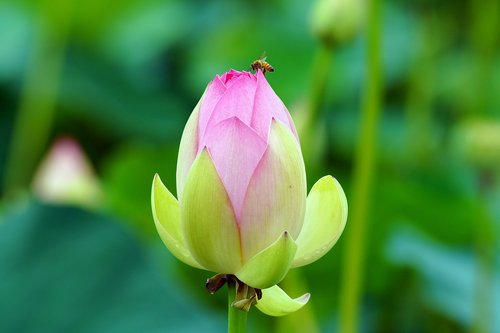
[454,120,500,168]
[152,69,348,316]
[32,137,102,208]
[311,0,364,45]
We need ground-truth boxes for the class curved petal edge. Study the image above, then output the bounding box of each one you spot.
[292,175,348,268]
[176,94,203,201]
[151,174,204,269]
[256,285,310,316]
[236,231,297,289]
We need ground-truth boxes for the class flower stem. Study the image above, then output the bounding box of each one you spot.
[227,281,248,333]
[299,44,334,173]
[304,43,333,132]
[3,0,73,195]
[338,0,383,331]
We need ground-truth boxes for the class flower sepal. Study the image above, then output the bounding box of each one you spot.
[236,231,297,289]
[256,285,310,317]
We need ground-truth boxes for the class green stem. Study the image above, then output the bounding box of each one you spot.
[300,44,333,141]
[3,0,73,195]
[472,196,494,333]
[228,281,248,333]
[405,17,439,166]
[299,44,334,172]
[303,44,334,133]
[338,0,383,332]
[468,0,498,331]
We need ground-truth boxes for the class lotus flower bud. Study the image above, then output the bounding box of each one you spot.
[32,137,102,208]
[454,120,500,168]
[311,0,364,45]
[152,69,347,316]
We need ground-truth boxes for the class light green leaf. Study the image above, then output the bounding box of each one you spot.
[292,175,348,268]
[239,119,306,262]
[256,285,310,317]
[181,149,242,273]
[236,231,297,289]
[151,174,204,269]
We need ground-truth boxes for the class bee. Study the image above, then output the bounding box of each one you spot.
[250,53,274,75]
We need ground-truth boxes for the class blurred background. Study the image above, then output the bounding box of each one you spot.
[0,0,499,332]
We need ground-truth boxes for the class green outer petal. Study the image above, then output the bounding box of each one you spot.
[236,231,297,289]
[292,175,348,268]
[240,120,307,262]
[151,174,204,269]
[176,92,203,201]
[256,285,310,317]
[181,149,242,273]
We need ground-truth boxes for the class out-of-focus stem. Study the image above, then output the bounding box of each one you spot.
[468,0,498,332]
[338,0,383,331]
[227,281,248,333]
[405,18,440,166]
[302,44,334,135]
[282,41,333,333]
[472,173,495,333]
[3,0,72,196]
[298,43,334,181]
[467,0,498,115]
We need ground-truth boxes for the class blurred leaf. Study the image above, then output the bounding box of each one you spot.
[101,144,178,238]
[97,0,194,73]
[57,55,186,144]
[183,0,315,105]
[0,4,34,82]
[380,4,418,85]
[386,226,500,332]
[0,200,224,333]
[374,165,478,245]
[0,107,15,196]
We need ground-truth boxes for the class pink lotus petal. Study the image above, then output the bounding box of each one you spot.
[32,137,102,207]
[221,69,254,87]
[220,69,240,84]
[250,70,295,142]
[203,117,267,219]
[202,74,257,138]
[194,70,303,225]
[238,120,306,260]
[198,76,227,143]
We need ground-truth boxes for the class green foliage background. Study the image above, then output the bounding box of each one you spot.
[0,0,499,332]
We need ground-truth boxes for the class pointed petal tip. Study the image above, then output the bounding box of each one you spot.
[296,293,311,304]
[236,231,297,289]
[255,285,310,317]
[152,172,159,183]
